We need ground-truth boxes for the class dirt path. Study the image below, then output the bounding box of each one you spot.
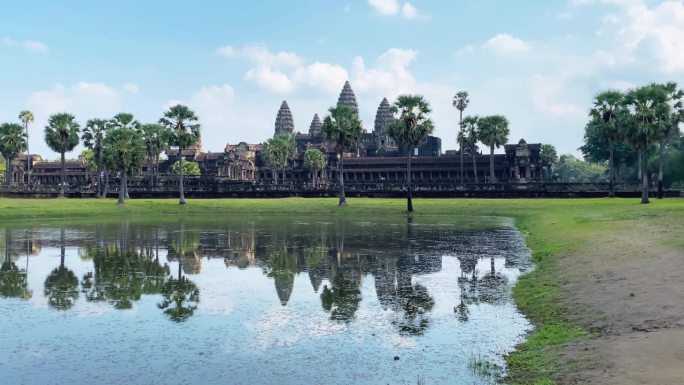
[554,220,684,384]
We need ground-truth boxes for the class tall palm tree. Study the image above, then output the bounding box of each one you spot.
[622,84,669,204]
[82,119,110,198]
[44,113,80,197]
[461,116,480,183]
[139,123,167,188]
[321,105,363,206]
[304,148,326,186]
[18,110,34,186]
[102,127,146,205]
[478,115,510,184]
[388,94,434,212]
[0,123,27,185]
[589,91,624,198]
[159,105,201,205]
[655,82,683,199]
[452,91,469,186]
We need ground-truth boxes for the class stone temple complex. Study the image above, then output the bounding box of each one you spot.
[3,80,551,196]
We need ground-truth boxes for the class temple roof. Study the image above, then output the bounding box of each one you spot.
[275,100,295,135]
[374,97,392,134]
[309,113,322,135]
[337,81,359,115]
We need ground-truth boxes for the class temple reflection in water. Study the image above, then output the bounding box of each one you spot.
[0,218,528,329]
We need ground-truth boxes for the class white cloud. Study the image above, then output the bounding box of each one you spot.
[292,62,348,95]
[245,66,297,94]
[367,0,425,19]
[2,37,48,53]
[368,0,400,15]
[27,82,120,118]
[530,74,585,117]
[122,83,140,94]
[483,34,532,56]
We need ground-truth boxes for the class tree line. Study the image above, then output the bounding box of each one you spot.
[0,104,201,205]
[580,82,684,203]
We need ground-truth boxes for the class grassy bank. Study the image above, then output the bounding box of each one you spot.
[2,197,683,384]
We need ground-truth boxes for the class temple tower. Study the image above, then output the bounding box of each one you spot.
[309,113,323,136]
[374,97,397,153]
[274,100,295,136]
[337,81,359,115]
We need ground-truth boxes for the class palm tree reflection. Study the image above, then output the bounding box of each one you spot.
[44,228,79,310]
[158,223,200,322]
[0,228,32,300]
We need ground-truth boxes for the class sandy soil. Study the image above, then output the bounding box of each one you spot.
[554,221,684,384]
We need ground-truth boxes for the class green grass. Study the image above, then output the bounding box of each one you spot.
[1,196,683,384]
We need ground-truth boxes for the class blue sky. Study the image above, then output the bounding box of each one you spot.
[1,0,683,159]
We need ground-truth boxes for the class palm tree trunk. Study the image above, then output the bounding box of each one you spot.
[95,166,101,198]
[472,147,479,184]
[60,227,65,268]
[59,151,66,197]
[641,148,649,204]
[459,110,464,186]
[103,170,109,199]
[407,148,413,212]
[125,172,130,199]
[489,144,495,184]
[637,151,642,184]
[460,144,464,186]
[608,140,615,198]
[338,153,346,206]
[178,149,186,205]
[118,170,126,205]
[657,139,665,199]
[5,157,12,186]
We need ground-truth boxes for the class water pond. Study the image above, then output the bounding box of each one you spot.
[0,216,531,385]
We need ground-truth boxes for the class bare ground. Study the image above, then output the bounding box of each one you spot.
[554,220,684,384]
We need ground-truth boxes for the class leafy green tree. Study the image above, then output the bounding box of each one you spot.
[555,154,608,183]
[82,118,110,198]
[159,104,201,205]
[44,113,80,197]
[580,121,638,183]
[478,115,510,184]
[588,91,625,197]
[102,127,146,205]
[452,91,469,185]
[0,123,27,185]
[622,84,671,204]
[388,94,434,212]
[44,228,79,310]
[171,160,200,176]
[303,148,326,185]
[261,133,296,184]
[18,110,34,185]
[540,144,558,178]
[654,82,683,198]
[461,116,480,183]
[322,105,363,206]
[139,123,167,187]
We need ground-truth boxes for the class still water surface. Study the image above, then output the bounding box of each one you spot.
[0,217,531,385]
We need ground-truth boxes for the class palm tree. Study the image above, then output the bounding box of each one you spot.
[622,84,669,204]
[461,116,480,183]
[655,82,683,199]
[82,119,110,198]
[18,110,34,186]
[589,91,625,197]
[44,113,80,197]
[102,127,146,205]
[452,91,469,185]
[388,94,434,212]
[321,105,363,206]
[159,105,201,205]
[304,148,326,186]
[139,123,167,188]
[262,133,296,184]
[478,115,510,184]
[43,228,78,310]
[0,123,27,185]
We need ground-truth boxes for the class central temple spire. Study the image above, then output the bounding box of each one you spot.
[336,81,359,116]
[274,100,294,136]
